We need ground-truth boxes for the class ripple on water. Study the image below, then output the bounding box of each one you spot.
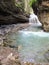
[5,29,49,63]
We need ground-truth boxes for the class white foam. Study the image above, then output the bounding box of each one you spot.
[29,13,42,26]
[19,30,49,37]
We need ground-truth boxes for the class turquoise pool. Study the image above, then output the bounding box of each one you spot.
[6,26,49,63]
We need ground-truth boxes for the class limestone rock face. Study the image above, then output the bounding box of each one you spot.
[38,12,49,32]
[0,0,29,24]
[38,0,49,32]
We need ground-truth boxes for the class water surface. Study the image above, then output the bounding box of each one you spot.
[6,26,49,63]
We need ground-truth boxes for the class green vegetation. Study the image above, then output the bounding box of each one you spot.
[15,0,24,11]
[15,2,22,8]
[29,0,37,7]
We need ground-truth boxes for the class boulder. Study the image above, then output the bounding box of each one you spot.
[0,46,21,65]
[0,0,29,24]
[38,0,49,32]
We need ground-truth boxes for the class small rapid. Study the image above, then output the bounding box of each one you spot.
[29,13,42,26]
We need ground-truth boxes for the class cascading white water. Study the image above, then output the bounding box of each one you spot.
[29,13,42,26]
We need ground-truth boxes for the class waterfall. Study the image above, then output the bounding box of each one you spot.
[29,13,42,26]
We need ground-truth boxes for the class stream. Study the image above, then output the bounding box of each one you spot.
[0,24,49,64]
[0,14,49,64]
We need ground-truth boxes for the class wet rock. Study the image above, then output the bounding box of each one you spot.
[1,23,29,47]
[0,46,20,65]
[44,50,49,62]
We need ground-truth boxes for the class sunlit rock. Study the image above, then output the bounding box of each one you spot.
[37,0,49,32]
[38,12,49,32]
[0,47,20,65]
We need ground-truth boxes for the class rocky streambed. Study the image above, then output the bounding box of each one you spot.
[0,23,49,65]
[0,23,29,65]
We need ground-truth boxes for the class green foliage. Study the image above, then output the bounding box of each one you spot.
[15,1,24,11]
[15,2,21,7]
[29,0,37,7]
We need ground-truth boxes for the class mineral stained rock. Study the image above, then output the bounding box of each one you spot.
[38,0,49,32]
[38,12,49,32]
